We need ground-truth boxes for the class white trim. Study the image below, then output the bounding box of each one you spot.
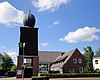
[79,67,83,73]
[73,58,77,64]
[78,58,82,63]
[95,60,98,64]
[93,57,100,70]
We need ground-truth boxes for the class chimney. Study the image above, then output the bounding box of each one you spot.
[61,52,64,56]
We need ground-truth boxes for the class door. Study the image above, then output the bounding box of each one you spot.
[24,68,32,78]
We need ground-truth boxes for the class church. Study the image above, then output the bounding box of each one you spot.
[39,48,86,74]
[16,12,86,78]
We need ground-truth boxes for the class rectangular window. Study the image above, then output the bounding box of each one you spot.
[95,60,98,64]
[24,58,32,63]
[79,67,83,73]
[17,70,22,75]
[78,58,82,63]
[69,68,75,73]
[73,59,77,64]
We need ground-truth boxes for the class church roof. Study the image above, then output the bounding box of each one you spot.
[51,48,79,68]
[38,51,63,63]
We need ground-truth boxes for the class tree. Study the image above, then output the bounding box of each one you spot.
[95,48,100,57]
[83,46,94,73]
[11,64,16,72]
[0,53,13,71]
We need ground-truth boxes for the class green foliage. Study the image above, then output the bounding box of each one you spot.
[83,46,94,73]
[38,71,48,76]
[96,70,100,73]
[0,53,14,71]
[32,76,49,80]
[94,70,100,73]
[11,64,16,72]
[95,48,100,57]
[39,71,48,74]
[39,73,100,78]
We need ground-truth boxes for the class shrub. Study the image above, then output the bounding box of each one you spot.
[8,71,16,77]
[32,76,49,80]
[96,70,100,73]
[39,73,100,78]
[39,71,48,76]
[49,71,60,73]
[0,70,7,76]
[93,70,100,73]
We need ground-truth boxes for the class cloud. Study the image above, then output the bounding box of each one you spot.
[50,20,60,27]
[41,42,49,47]
[0,1,25,26]
[53,21,59,25]
[0,45,17,65]
[0,46,7,50]
[32,0,70,12]
[6,51,17,65]
[6,51,17,57]
[59,27,100,43]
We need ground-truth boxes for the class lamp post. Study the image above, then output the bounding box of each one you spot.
[19,43,25,80]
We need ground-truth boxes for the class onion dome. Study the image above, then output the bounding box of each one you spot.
[23,10,36,27]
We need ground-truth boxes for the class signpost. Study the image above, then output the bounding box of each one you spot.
[19,43,25,80]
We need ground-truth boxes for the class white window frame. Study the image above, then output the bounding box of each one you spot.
[24,58,32,63]
[73,58,77,64]
[78,58,82,64]
[79,67,83,73]
[95,60,98,64]
[17,70,22,75]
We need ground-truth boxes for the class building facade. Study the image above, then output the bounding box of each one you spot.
[39,49,87,73]
[93,56,100,70]
[50,49,86,73]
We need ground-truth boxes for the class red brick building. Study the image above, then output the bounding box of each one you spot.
[50,48,87,73]
[16,12,39,78]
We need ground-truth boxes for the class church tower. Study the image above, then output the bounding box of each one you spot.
[16,11,39,78]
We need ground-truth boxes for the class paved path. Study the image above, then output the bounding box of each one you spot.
[50,77,100,80]
[0,77,100,80]
[0,77,31,80]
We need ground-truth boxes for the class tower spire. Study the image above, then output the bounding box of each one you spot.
[23,11,36,27]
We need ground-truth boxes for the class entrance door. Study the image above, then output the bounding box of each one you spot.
[24,68,32,78]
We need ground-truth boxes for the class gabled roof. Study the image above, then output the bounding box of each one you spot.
[63,49,77,63]
[38,51,63,63]
[55,53,69,62]
[51,48,79,68]
[55,49,76,62]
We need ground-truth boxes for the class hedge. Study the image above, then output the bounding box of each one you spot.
[40,73,100,78]
[8,71,16,77]
[0,70,7,76]
[32,76,49,80]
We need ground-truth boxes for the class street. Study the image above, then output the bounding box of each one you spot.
[0,77,100,80]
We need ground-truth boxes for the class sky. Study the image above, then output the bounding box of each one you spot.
[0,0,100,64]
